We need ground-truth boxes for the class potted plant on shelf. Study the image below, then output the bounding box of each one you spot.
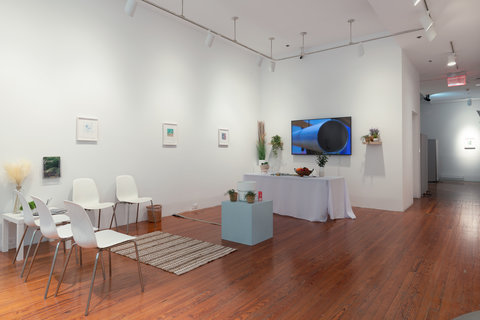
[270,135,283,157]
[369,128,380,142]
[225,189,238,202]
[245,191,256,203]
[260,161,269,174]
[314,151,329,177]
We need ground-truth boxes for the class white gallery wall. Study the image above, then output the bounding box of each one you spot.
[0,0,260,230]
[421,99,480,181]
[259,40,418,211]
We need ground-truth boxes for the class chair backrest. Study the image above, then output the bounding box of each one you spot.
[116,175,139,201]
[31,196,59,239]
[15,191,37,227]
[64,200,98,248]
[73,178,100,205]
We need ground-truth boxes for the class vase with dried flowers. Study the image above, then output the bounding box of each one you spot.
[4,160,31,213]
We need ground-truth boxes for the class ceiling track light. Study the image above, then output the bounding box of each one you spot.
[124,0,137,17]
[447,41,458,68]
[420,12,433,31]
[299,32,307,59]
[205,30,215,48]
[269,37,275,72]
[134,0,424,62]
[232,17,239,42]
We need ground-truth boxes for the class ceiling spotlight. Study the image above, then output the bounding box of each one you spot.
[124,0,137,17]
[413,0,421,6]
[447,53,456,67]
[257,56,264,67]
[420,12,433,31]
[424,94,431,102]
[205,31,215,48]
[425,26,436,42]
[358,42,365,57]
[299,32,307,60]
[269,61,276,72]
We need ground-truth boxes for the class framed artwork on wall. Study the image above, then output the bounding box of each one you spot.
[43,156,61,178]
[163,123,178,146]
[76,117,98,142]
[464,138,475,149]
[218,128,229,147]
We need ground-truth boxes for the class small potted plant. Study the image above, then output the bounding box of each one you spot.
[260,161,269,174]
[314,151,329,177]
[369,128,380,142]
[245,191,256,203]
[225,189,238,202]
[270,135,283,157]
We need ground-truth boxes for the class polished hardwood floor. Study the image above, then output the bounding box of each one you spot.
[1,181,480,319]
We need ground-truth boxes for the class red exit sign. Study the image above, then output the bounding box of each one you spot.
[447,75,466,87]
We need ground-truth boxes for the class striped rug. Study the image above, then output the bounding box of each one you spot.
[111,231,236,275]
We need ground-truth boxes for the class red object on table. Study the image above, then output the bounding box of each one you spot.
[258,191,262,201]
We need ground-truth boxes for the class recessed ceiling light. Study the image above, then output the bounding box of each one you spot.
[285,44,290,47]
[428,59,432,63]
[417,35,422,39]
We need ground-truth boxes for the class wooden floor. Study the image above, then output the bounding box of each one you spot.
[1,181,480,319]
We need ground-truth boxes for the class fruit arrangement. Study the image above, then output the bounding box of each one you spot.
[294,167,313,177]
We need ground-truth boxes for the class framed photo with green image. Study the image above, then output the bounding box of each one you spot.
[43,156,61,178]
[163,122,178,146]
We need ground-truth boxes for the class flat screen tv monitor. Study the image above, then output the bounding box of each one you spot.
[291,116,352,155]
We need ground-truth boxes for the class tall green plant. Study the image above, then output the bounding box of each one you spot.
[257,121,266,160]
[315,151,329,167]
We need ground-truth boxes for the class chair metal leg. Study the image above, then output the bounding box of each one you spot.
[85,251,101,316]
[135,203,140,224]
[99,250,106,280]
[24,235,44,282]
[109,203,119,230]
[133,242,144,292]
[12,226,29,264]
[108,249,112,277]
[55,243,76,297]
[97,209,102,230]
[126,204,130,234]
[44,241,62,299]
[20,229,39,278]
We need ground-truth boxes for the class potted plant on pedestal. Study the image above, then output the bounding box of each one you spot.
[260,161,269,173]
[245,191,256,203]
[314,151,329,177]
[225,189,238,202]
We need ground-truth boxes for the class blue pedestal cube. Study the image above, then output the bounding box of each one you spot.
[221,200,273,245]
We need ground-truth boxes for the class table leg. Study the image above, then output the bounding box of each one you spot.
[1,217,8,253]
[16,222,25,261]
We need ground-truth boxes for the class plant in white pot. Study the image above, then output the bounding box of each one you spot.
[260,161,269,174]
[314,152,329,177]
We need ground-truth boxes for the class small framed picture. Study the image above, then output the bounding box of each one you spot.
[218,128,229,147]
[163,123,178,146]
[43,156,61,178]
[76,117,98,142]
[464,138,475,149]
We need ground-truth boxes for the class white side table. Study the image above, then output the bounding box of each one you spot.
[1,212,25,261]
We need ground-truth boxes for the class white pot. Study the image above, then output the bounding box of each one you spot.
[318,166,325,177]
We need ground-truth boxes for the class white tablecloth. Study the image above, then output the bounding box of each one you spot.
[243,174,356,222]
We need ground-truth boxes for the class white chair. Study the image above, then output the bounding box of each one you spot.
[25,196,74,299]
[111,175,153,233]
[73,178,117,230]
[57,200,144,316]
[13,191,70,279]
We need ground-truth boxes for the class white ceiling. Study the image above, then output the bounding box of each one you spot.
[143,0,480,102]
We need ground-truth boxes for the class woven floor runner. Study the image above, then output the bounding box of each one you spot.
[111,231,236,275]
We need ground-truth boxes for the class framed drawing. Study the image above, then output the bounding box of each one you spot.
[464,138,475,149]
[43,156,61,178]
[218,128,229,146]
[163,123,178,146]
[76,117,98,142]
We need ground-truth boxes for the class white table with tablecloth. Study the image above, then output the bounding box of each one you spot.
[243,174,355,222]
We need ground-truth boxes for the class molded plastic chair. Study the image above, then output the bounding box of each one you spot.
[73,178,117,230]
[25,196,74,299]
[13,191,70,279]
[111,175,153,233]
[57,201,144,316]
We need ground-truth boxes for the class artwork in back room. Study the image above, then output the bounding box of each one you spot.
[464,138,475,149]
[76,117,98,142]
[163,123,178,146]
[218,128,229,147]
[43,156,61,178]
